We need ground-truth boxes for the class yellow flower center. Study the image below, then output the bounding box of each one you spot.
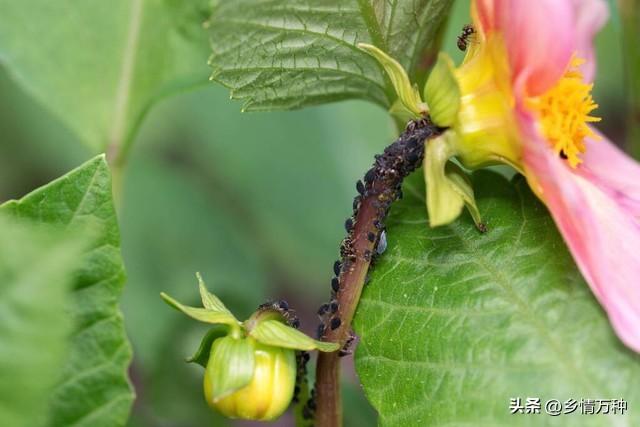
[526,57,601,168]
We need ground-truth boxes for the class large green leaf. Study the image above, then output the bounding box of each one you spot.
[1,155,134,427]
[0,0,211,152]
[208,0,453,111]
[0,216,86,427]
[354,170,640,426]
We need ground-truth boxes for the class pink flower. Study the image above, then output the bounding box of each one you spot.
[473,0,640,351]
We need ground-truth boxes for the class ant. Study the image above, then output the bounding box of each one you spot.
[457,24,475,51]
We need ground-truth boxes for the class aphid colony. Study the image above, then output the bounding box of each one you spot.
[304,118,441,423]
[315,117,439,345]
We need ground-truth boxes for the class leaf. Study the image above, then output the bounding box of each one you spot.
[197,272,232,314]
[0,0,211,151]
[1,155,134,427]
[208,0,454,111]
[354,170,640,426]
[0,215,86,427]
[205,336,255,401]
[187,325,230,367]
[249,319,339,352]
[161,292,240,326]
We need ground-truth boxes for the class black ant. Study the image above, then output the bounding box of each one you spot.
[457,24,475,51]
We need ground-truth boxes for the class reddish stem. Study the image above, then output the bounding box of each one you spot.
[312,119,442,427]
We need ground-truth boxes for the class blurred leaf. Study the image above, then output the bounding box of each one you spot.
[208,0,454,111]
[0,215,85,427]
[0,0,210,153]
[354,171,640,426]
[1,155,134,427]
[620,0,640,158]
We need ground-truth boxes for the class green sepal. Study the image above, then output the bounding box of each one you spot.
[206,336,255,401]
[249,319,339,352]
[160,292,240,327]
[444,162,483,229]
[423,53,461,127]
[357,43,427,119]
[424,132,482,228]
[187,325,230,367]
[196,272,232,314]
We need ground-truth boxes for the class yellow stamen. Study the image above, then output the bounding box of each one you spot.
[527,57,601,168]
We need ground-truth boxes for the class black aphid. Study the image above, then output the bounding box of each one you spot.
[278,300,289,310]
[345,217,354,232]
[331,277,340,292]
[333,260,341,276]
[364,168,376,183]
[367,231,375,242]
[318,303,329,316]
[330,301,339,313]
[356,180,365,195]
[330,317,342,330]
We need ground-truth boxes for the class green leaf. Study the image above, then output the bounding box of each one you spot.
[358,43,426,118]
[197,272,232,314]
[187,325,230,367]
[249,319,339,352]
[161,292,240,326]
[0,0,211,152]
[1,155,134,427]
[354,170,640,426]
[206,336,255,401]
[0,215,86,427]
[208,0,454,111]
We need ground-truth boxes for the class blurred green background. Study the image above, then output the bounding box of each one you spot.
[0,0,628,425]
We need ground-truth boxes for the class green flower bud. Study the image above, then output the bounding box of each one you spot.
[204,336,296,421]
[160,273,339,422]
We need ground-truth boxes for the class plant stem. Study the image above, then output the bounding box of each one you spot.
[313,119,442,427]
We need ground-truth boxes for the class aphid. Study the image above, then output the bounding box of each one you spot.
[364,249,372,262]
[367,231,376,242]
[318,303,329,316]
[376,230,388,255]
[457,24,475,51]
[291,319,300,329]
[333,260,341,276]
[278,300,289,311]
[330,301,339,313]
[364,168,376,184]
[330,317,342,330]
[317,324,325,338]
[356,180,365,195]
[331,277,340,292]
[352,196,361,211]
[345,217,354,232]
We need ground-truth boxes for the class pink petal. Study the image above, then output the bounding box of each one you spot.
[494,0,576,97]
[571,0,609,82]
[521,115,640,352]
[577,129,640,217]
[474,0,496,34]
[474,0,576,96]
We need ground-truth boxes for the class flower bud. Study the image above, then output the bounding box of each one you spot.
[204,337,296,421]
[160,273,339,422]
